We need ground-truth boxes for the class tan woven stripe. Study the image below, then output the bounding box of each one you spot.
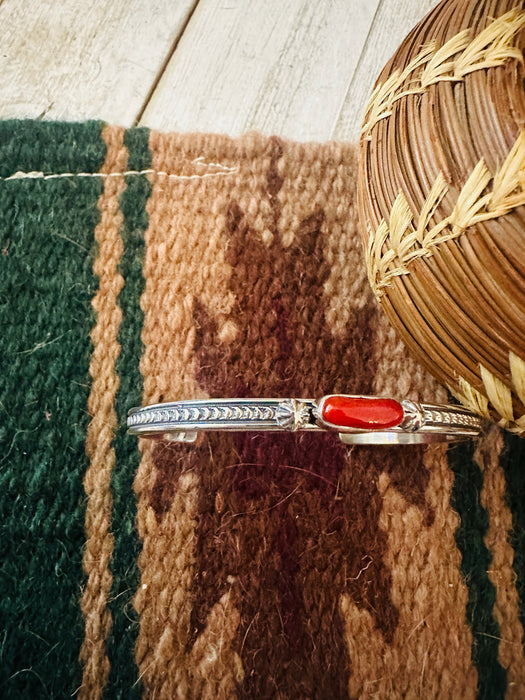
[361,8,525,138]
[341,346,475,696]
[79,125,128,699]
[277,143,369,335]
[475,427,525,698]
[187,586,244,694]
[371,305,448,402]
[134,469,200,695]
[134,131,244,697]
[341,443,477,697]
[138,134,237,408]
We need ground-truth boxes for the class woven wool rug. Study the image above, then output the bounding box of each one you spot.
[1,120,524,699]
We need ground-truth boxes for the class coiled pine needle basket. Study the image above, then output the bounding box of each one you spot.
[358,0,525,435]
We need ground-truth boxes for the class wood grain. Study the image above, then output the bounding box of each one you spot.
[333,0,441,140]
[138,0,379,139]
[0,0,197,125]
[0,0,440,139]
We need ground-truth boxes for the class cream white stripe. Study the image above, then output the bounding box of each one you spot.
[2,165,237,182]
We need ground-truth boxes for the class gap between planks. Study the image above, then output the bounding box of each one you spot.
[133,0,201,126]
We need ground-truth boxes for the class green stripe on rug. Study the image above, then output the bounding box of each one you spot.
[448,441,507,699]
[0,120,106,698]
[499,431,525,650]
[105,127,151,698]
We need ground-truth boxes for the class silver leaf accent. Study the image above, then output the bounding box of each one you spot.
[275,402,295,429]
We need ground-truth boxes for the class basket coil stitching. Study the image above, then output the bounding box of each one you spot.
[454,355,525,434]
[361,8,525,139]
[366,130,525,296]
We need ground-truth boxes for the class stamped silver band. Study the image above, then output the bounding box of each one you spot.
[127,395,483,444]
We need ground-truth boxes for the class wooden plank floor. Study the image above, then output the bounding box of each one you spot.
[0,0,440,140]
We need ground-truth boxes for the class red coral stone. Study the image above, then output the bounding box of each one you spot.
[321,395,404,430]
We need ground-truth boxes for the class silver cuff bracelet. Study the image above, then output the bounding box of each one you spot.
[127,394,483,445]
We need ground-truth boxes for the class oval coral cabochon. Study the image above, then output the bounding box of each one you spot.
[321,395,404,430]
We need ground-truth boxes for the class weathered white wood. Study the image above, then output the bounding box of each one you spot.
[139,0,379,140]
[333,0,442,140]
[0,0,443,140]
[0,0,197,125]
